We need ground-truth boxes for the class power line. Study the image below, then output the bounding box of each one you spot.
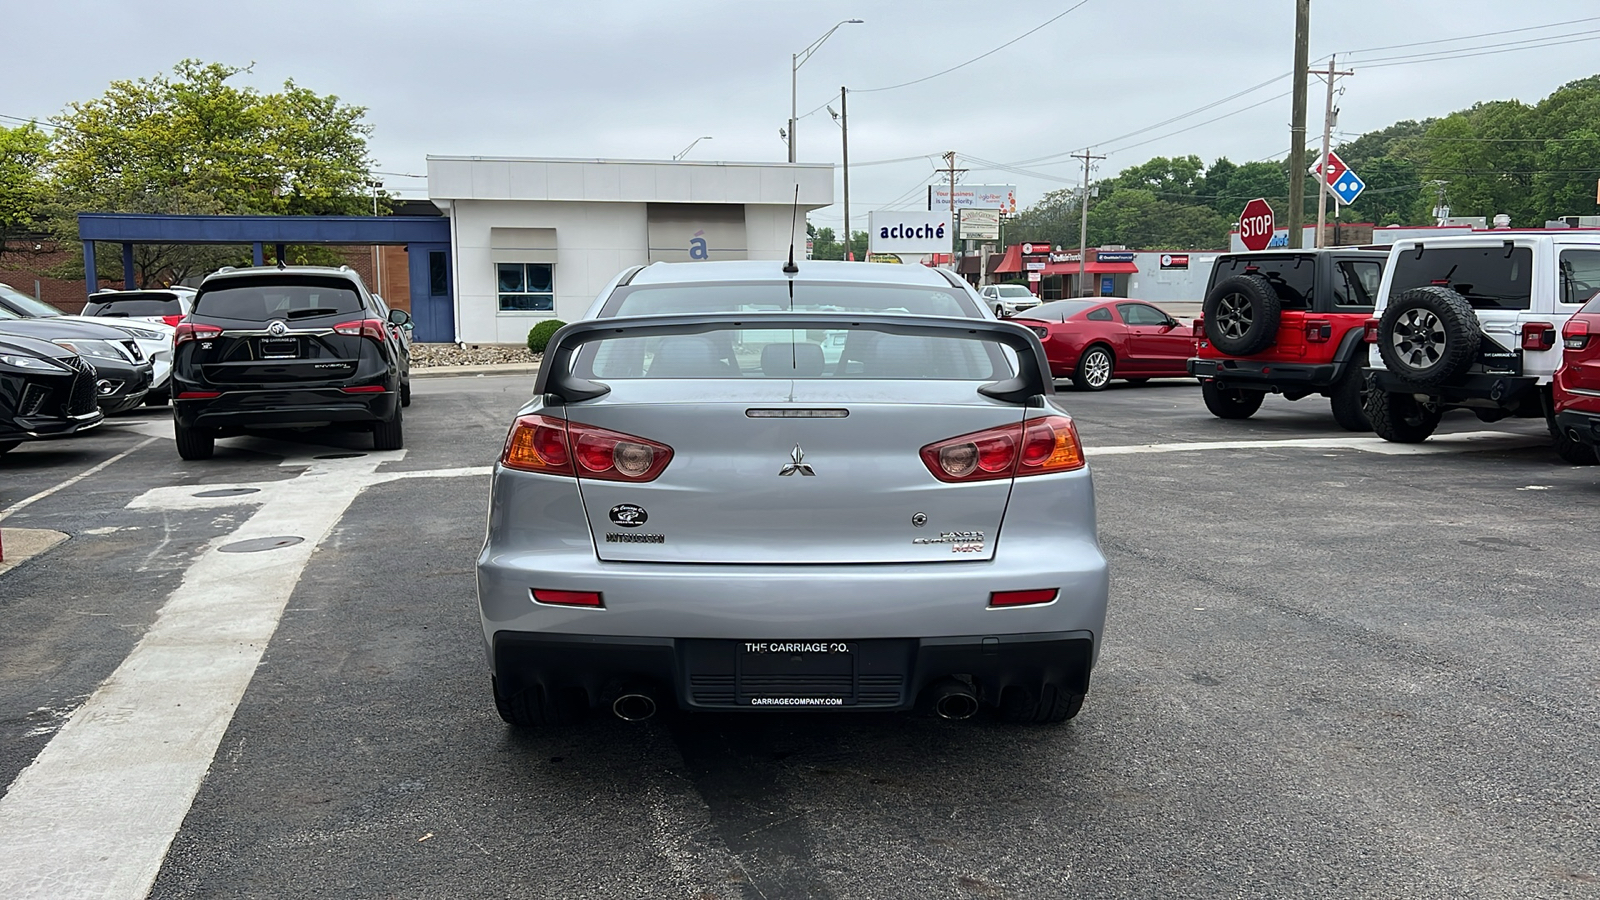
[1337,15,1600,57]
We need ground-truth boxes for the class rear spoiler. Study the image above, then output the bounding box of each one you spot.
[534,312,1055,405]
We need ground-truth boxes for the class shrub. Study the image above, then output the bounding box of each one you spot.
[527,319,566,354]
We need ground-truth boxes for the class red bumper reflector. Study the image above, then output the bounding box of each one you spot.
[339,385,387,394]
[989,588,1059,608]
[176,391,220,399]
[532,589,603,607]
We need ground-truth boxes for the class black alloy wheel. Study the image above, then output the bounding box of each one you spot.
[1202,274,1281,356]
[1376,286,1480,388]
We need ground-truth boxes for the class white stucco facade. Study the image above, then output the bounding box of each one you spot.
[427,156,833,344]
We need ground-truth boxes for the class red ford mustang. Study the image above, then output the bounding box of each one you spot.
[1011,299,1197,391]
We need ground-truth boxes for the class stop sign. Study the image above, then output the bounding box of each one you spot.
[1238,198,1276,252]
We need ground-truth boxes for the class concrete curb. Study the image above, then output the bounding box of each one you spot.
[410,363,542,379]
[0,528,69,576]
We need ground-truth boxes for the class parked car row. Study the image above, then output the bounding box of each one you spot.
[0,266,414,458]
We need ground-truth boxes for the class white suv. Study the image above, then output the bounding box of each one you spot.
[981,283,1041,318]
[1363,232,1596,451]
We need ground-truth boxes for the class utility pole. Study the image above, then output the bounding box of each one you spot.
[1313,56,1353,248]
[1072,149,1105,297]
[940,151,966,266]
[1286,0,1311,248]
[840,87,851,260]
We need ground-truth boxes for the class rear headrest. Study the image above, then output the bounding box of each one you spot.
[647,336,734,377]
[760,342,825,377]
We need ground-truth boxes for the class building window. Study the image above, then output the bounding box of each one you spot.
[498,263,554,311]
[429,252,448,297]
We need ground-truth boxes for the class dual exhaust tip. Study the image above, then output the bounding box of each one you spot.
[608,681,981,721]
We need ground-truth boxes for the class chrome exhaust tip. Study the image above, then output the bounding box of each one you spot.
[927,679,980,720]
[612,692,657,722]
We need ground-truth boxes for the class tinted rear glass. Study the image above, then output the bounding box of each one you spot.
[82,295,184,316]
[580,326,1011,381]
[1212,255,1315,309]
[600,283,980,318]
[1389,246,1533,310]
[196,277,365,320]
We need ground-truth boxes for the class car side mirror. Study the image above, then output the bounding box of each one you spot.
[387,308,412,326]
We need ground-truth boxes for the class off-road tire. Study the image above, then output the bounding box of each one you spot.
[997,684,1085,724]
[1543,388,1600,465]
[174,422,215,460]
[1072,345,1114,391]
[400,380,412,408]
[372,404,404,451]
[1203,274,1281,356]
[1376,286,1480,388]
[493,677,588,727]
[1201,380,1265,419]
[0,440,20,455]
[1328,365,1371,431]
[1366,389,1441,443]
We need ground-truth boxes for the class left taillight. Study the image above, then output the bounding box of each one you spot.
[1565,318,1591,350]
[920,415,1085,483]
[1362,317,1380,344]
[501,415,674,481]
[333,318,388,342]
[173,322,222,348]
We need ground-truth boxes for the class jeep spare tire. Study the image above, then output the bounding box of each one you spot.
[1203,274,1281,356]
[1376,286,1480,388]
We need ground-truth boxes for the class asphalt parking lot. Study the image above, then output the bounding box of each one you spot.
[2,375,1598,899]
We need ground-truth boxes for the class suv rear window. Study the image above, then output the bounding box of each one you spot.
[1212,255,1314,309]
[195,277,365,320]
[1389,246,1533,310]
[82,294,184,317]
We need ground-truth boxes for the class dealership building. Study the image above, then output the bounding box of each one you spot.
[425,156,832,343]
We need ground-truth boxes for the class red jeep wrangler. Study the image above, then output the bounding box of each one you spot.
[1188,249,1388,429]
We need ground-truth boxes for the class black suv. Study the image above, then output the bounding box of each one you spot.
[171,266,412,460]
[0,333,104,454]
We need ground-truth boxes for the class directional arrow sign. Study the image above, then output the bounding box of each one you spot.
[1331,169,1366,205]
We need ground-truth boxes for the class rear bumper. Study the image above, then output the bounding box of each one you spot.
[491,630,1095,712]
[174,387,397,429]
[1189,356,1339,391]
[1365,367,1539,407]
[1555,408,1600,447]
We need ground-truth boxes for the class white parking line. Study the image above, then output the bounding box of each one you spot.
[0,437,159,521]
[0,453,491,899]
[1089,430,1547,457]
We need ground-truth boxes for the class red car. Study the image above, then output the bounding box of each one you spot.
[1552,293,1600,464]
[1012,299,1197,390]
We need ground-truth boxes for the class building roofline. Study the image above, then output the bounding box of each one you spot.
[426,155,832,170]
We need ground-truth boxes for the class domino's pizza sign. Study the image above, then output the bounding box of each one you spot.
[1331,169,1366,205]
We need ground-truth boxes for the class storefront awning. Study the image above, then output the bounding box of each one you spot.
[1041,260,1139,276]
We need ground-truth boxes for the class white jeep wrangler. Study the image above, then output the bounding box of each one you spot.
[1364,232,1600,464]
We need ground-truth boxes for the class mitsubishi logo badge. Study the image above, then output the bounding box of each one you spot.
[778,444,816,476]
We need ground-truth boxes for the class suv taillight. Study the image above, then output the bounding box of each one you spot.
[1362,317,1380,343]
[161,314,185,327]
[1192,316,1205,339]
[173,322,222,348]
[1521,322,1555,351]
[1566,319,1591,350]
[1305,320,1332,343]
[502,414,674,482]
[334,318,388,342]
[920,415,1084,483]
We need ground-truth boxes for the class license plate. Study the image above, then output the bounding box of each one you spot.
[259,338,298,359]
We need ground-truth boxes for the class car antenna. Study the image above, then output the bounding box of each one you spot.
[783,184,800,275]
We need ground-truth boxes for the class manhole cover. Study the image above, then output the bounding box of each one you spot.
[218,536,305,553]
[193,487,261,498]
[314,452,367,460]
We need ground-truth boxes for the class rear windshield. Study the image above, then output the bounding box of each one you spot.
[1389,246,1533,310]
[1211,255,1315,310]
[1021,300,1095,321]
[195,277,365,320]
[579,326,1012,381]
[82,294,184,317]
[599,283,981,318]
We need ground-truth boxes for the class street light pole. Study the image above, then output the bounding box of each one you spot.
[673,136,713,161]
[839,88,851,259]
[789,18,862,163]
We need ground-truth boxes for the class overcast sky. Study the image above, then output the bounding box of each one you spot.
[9,0,1600,230]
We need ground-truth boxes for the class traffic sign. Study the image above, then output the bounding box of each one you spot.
[1238,198,1275,252]
[1331,169,1366,205]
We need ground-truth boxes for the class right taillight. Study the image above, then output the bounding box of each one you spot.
[1362,317,1380,343]
[173,322,222,348]
[501,415,673,481]
[920,415,1084,483]
[1565,319,1591,350]
[161,314,185,327]
[1192,316,1205,339]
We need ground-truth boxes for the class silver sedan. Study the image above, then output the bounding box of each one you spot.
[476,262,1108,726]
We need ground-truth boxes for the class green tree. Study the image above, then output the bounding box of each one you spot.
[47,60,379,285]
[0,123,51,257]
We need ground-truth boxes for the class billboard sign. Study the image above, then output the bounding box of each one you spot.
[869,210,953,254]
[1159,253,1189,269]
[929,184,1018,214]
[959,208,1000,240]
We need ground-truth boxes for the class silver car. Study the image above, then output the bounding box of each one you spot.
[981,283,1042,318]
[477,261,1108,726]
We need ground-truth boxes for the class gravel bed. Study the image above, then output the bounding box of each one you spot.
[410,343,540,368]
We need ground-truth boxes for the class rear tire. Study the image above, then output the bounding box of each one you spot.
[372,404,404,451]
[1201,381,1265,419]
[400,380,412,408]
[997,684,1084,724]
[1072,345,1114,391]
[174,422,215,460]
[1544,388,1599,465]
[493,677,587,727]
[1328,366,1371,431]
[1366,389,1441,443]
[144,387,170,407]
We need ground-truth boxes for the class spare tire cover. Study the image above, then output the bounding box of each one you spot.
[1202,274,1282,356]
[1376,285,1480,388]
